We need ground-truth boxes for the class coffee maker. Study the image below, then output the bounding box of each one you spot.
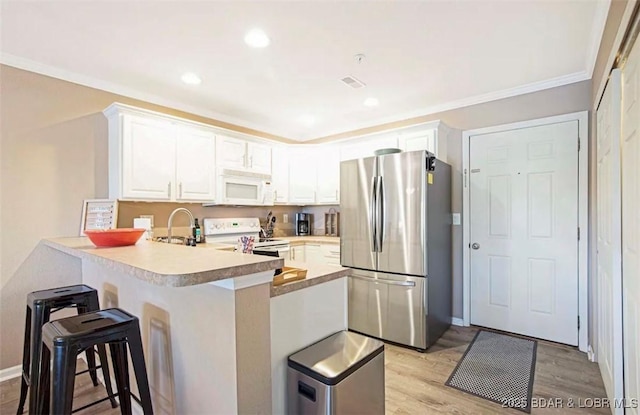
[295,213,312,236]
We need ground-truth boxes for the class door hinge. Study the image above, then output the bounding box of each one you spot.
[578,137,581,152]
[578,316,581,330]
[578,227,581,240]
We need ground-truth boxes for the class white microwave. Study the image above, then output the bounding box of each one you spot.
[213,168,274,206]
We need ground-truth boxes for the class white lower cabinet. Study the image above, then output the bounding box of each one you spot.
[290,245,305,262]
[304,244,324,264]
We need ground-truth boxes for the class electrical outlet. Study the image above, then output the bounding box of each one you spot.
[452,213,461,226]
[283,214,288,223]
[140,215,154,227]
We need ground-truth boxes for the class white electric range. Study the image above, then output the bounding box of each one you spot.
[203,217,290,256]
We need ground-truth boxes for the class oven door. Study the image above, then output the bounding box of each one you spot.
[254,244,290,257]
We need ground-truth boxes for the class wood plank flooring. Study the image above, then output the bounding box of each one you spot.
[2,326,607,414]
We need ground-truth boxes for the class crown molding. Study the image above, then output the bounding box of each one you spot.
[0,52,293,140]
[586,0,613,78]
[309,70,590,141]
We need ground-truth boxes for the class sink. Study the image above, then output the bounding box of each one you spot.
[153,236,191,245]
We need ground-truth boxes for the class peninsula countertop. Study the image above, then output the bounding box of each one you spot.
[270,260,350,297]
[43,237,283,288]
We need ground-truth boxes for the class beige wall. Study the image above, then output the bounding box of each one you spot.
[0,59,593,370]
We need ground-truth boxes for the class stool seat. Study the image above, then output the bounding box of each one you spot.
[17,284,117,415]
[39,308,154,415]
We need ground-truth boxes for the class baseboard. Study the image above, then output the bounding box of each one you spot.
[451,317,464,327]
[0,364,22,382]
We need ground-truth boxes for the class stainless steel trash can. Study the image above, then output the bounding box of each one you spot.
[287,331,385,415]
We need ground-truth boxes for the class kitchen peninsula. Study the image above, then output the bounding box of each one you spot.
[33,237,350,414]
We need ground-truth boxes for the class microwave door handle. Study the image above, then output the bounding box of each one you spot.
[370,176,378,253]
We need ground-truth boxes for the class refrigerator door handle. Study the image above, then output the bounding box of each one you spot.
[377,175,385,252]
[351,274,417,287]
[370,176,378,252]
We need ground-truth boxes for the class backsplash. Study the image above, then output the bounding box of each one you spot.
[118,202,340,237]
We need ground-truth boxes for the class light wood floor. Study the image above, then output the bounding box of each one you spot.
[2,326,607,414]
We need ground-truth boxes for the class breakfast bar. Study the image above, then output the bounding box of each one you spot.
[31,237,350,414]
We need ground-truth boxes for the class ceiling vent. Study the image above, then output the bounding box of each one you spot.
[341,76,366,89]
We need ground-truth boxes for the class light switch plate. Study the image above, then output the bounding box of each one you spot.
[283,214,288,223]
[140,215,154,228]
[452,213,461,225]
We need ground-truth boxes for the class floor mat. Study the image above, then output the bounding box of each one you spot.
[445,330,537,413]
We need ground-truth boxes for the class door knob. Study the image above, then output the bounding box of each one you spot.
[471,243,480,250]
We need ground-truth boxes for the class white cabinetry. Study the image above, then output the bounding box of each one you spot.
[290,245,305,262]
[304,244,324,264]
[271,146,290,203]
[316,146,340,204]
[398,122,450,160]
[340,135,400,161]
[216,135,272,175]
[289,242,341,265]
[106,104,216,202]
[288,146,317,204]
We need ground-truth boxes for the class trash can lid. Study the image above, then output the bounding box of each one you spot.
[287,331,384,386]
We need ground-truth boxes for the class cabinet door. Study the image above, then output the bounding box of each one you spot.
[176,125,216,201]
[316,146,340,204]
[216,135,247,170]
[401,129,437,154]
[289,147,317,204]
[321,244,341,266]
[247,142,272,175]
[290,245,305,262]
[271,146,289,203]
[340,135,399,161]
[304,244,324,264]
[122,115,175,200]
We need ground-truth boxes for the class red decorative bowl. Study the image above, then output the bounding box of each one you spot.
[84,228,145,247]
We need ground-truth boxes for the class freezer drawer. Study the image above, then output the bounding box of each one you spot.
[348,270,425,349]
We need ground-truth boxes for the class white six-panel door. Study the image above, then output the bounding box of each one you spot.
[596,69,624,415]
[622,36,640,415]
[469,121,579,345]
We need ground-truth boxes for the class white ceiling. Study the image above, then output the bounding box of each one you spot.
[0,1,609,141]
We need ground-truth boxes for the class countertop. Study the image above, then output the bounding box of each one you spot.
[286,236,340,245]
[44,237,283,288]
[270,260,350,297]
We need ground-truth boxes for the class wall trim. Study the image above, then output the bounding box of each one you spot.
[306,71,590,142]
[462,111,590,353]
[0,52,291,142]
[2,52,589,144]
[451,317,464,327]
[587,0,614,78]
[593,1,638,109]
[0,364,22,382]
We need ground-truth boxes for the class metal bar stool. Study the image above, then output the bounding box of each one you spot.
[16,284,117,414]
[39,308,154,415]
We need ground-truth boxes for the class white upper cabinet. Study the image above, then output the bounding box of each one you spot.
[247,142,272,175]
[288,146,317,204]
[398,122,450,161]
[175,124,216,201]
[316,145,340,204]
[340,135,400,161]
[216,136,247,170]
[271,146,290,203]
[401,130,436,153]
[105,104,216,202]
[216,136,272,175]
[121,114,176,200]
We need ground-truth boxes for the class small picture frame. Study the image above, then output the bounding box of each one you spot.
[79,199,118,236]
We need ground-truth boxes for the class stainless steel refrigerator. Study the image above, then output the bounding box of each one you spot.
[340,150,451,351]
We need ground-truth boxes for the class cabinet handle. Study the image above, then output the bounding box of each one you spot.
[249,155,253,168]
[335,189,338,200]
[168,182,172,198]
[314,191,317,202]
[179,182,183,198]
[274,190,278,201]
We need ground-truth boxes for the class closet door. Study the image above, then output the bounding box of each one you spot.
[622,36,640,415]
[596,69,624,413]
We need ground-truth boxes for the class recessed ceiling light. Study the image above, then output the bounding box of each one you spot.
[244,28,270,48]
[364,97,379,107]
[298,115,316,127]
[181,72,202,85]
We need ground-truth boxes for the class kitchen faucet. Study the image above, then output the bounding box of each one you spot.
[167,207,195,243]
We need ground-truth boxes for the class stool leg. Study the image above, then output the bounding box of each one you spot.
[17,306,31,414]
[77,304,99,387]
[51,343,77,415]
[36,344,50,415]
[27,304,49,415]
[127,326,154,415]
[110,341,132,415]
[96,344,119,408]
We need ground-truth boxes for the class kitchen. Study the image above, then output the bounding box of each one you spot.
[1,1,638,414]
